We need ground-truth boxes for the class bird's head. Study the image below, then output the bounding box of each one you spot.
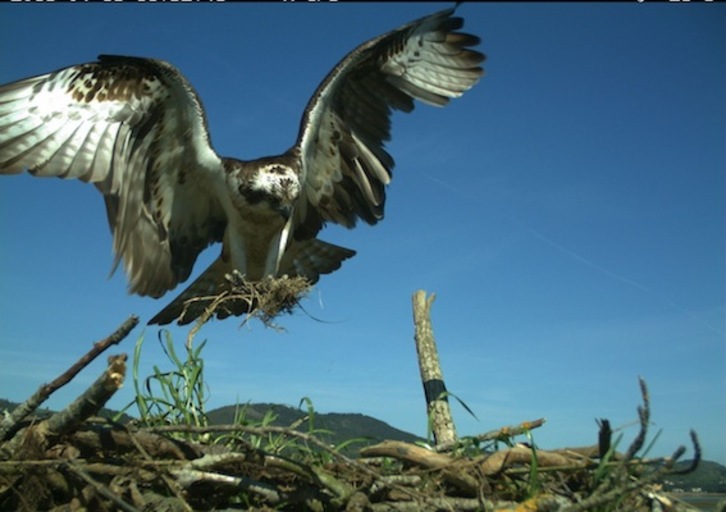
[227,158,301,219]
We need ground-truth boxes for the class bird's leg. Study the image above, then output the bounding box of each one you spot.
[224,269,246,287]
[221,219,250,277]
[265,215,294,277]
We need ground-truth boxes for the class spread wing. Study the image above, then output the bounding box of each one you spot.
[292,8,484,239]
[0,55,227,297]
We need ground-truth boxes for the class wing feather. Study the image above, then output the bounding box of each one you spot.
[293,8,484,238]
[0,56,227,297]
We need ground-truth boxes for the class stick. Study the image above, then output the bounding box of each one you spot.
[44,354,128,437]
[360,440,454,468]
[0,315,139,441]
[360,440,478,495]
[1,354,128,459]
[412,291,456,446]
[434,418,546,452]
[480,445,580,476]
[171,467,282,504]
[145,424,356,464]
[63,461,140,512]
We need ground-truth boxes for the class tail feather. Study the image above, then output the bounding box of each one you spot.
[279,238,356,284]
[148,257,230,325]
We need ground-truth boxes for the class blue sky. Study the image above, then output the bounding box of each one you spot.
[1,3,724,465]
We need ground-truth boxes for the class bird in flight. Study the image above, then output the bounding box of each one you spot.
[0,8,484,325]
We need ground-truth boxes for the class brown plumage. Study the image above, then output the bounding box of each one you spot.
[0,8,484,325]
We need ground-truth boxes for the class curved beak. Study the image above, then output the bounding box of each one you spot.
[277,203,293,221]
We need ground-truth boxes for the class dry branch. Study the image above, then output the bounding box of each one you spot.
[370,497,505,511]
[361,440,455,469]
[45,355,127,437]
[62,461,139,512]
[70,423,194,460]
[360,440,591,493]
[361,440,483,496]
[172,467,283,504]
[2,354,128,460]
[0,315,138,441]
[434,418,546,453]
[146,423,360,466]
[412,290,456,446]
[480,445,582,476]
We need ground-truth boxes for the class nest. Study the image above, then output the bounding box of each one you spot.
[0,397,703,511]
[181,273,312,326]
[167,273,313,348]
[0,292,706,511]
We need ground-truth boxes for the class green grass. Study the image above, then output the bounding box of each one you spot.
[109,332,697,512]
[117,331,367,460]
[117,330,209,437]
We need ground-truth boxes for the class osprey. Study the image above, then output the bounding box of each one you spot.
[0,8,484,325]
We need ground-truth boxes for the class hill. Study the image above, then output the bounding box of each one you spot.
[660,460,726,493]
[206,402,423,450]
[0,397,134,424]
[1,397,422,453]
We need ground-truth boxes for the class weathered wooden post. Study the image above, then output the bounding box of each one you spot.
[412,290,457,446]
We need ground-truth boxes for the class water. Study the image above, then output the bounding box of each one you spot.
[677,493,726,511]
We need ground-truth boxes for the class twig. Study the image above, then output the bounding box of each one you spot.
[63,460,139,512]
[145,423,358,466]
[361,440,454,468]
[561,451,685,512]
[0,316,138,441]
[481,445,583,476]
[369,475,422,495]
[186,452,250,470]
[123,425,194,512]
[150,273,310,339]
[561,391,702,512]
[171,467,282,504]
[1,354,129,459]
[44,354,128,437]
[370,496,505,512]
[434,418,546,452]
[176,450,353,503]
[185,289,238,349]
[360,440,479,495]
[501,454,689,476]
[70,424,193,460]
[0,458,162,477]
[145,423,382,498]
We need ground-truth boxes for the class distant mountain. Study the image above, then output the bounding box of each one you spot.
[659,460,726,493]
[0,397,134,424]
[206,402,424,451]
[1,397,422,455]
